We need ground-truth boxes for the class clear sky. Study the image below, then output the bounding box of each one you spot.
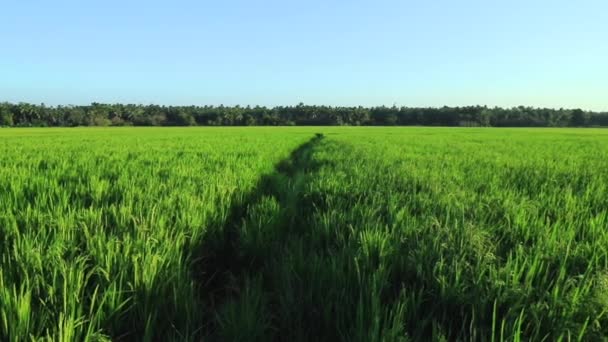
[1,0,606,110]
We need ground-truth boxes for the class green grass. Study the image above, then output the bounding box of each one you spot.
[1,127,608,341]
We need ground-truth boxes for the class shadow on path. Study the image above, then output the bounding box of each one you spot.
[190,133,326,337]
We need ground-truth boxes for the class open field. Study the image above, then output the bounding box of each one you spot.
[1,127,608,341]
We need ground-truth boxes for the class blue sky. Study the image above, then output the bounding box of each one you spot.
[1,0,606,110]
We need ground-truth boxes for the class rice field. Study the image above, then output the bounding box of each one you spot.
[1,127,608,341]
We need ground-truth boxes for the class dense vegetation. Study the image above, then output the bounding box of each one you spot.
[1,127,608,341]
[1,102,607,127]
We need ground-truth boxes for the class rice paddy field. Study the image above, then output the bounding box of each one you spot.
[1,127,608,341]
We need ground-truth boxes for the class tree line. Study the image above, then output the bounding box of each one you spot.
[1,102,606,127]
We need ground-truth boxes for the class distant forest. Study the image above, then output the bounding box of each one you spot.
[1,102,607,127]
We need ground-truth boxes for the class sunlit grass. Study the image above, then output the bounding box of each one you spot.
[1,127,607,340]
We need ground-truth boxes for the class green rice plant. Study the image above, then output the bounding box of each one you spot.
[2,127,608,341]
